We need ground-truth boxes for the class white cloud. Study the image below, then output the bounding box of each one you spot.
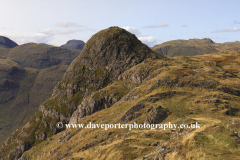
[39,29,55,36]
[138,36,157,46]
[211,27,240,33]
[181,25,188,27]
[10,33,53,44]
[57,29,83,35]
[39,28,83,36]
[143,23,168,28]
[6,25,90,45]
[9,28,84,45]
[234,20,240,24]
[122,26,141,36]
[56,21,84,28]
[122,27,157,46]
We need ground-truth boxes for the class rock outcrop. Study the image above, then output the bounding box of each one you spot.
[144,106,169,124]
[119,104,145,123]
[69,94,121,124]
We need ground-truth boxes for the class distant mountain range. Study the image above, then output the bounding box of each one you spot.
[151,38,240,57]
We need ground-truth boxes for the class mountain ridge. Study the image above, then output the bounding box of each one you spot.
[6,43,80,69]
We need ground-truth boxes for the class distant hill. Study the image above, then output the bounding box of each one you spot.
[61,40,85,50]
[151,38,240,57]
[0,36,18,48]
[6,43,80,69]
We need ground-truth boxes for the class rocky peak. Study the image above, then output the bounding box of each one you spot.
[63,26,153,81]
[54,26,158,112]
[0,36,18,48]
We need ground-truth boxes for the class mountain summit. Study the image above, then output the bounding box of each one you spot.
[0,36,18,48]
[63,26,157,82]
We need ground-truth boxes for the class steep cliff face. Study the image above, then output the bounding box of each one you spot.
[0,26,160,159]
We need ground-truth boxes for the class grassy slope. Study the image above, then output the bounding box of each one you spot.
[20,51,240,160]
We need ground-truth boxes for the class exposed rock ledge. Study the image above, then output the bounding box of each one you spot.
[69,94,121,124]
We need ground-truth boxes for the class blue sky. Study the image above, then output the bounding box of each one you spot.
[0,0,240,47]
